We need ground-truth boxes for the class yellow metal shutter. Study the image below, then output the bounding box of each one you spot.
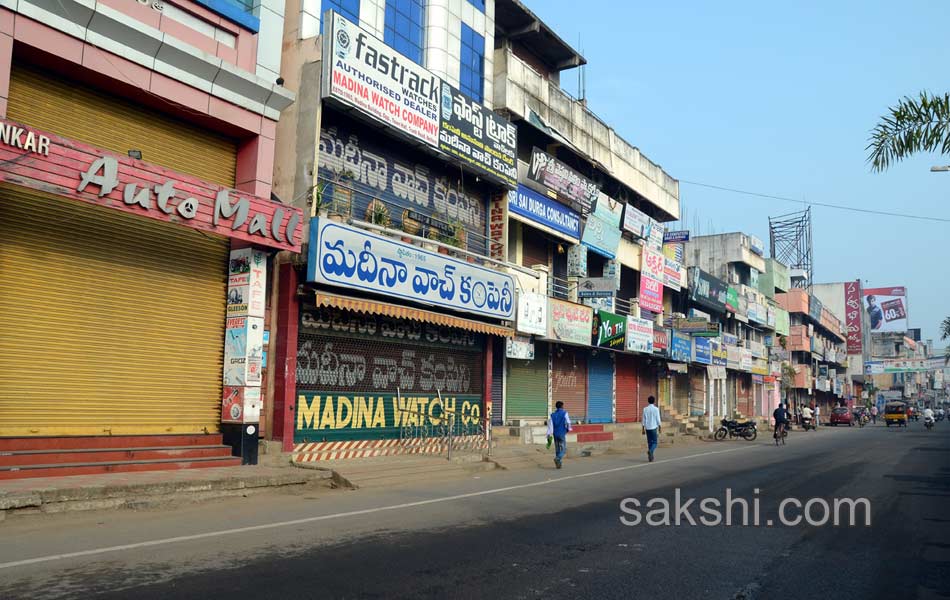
[0,188,228,436]
[7,65,237,187]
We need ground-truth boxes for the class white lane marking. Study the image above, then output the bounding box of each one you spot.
[0,445,754,570]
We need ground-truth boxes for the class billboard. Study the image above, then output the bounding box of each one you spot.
[439,82,517,187]
[508,185,580,241]
[844,281,863,354]
[527,147,599,211]
[863,286,908,333]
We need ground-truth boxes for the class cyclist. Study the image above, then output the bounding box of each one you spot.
[773,403,790,440]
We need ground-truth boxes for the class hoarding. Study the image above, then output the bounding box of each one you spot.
[693,337,712,365]
[863,286,908,333]
[844,280,863,354]
[625,316,654,353]
[595,310,626,349]
[508,185,580,241]
[527,147,599,210]
[546,298,594,346]
[688,267,728,314]
[439,82,517,187]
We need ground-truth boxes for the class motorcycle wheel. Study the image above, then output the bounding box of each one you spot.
[714,428,728,441]
[742,428,758,441]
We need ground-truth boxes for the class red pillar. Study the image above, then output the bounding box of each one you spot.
[483,337,493,429]
[272,260,300,453]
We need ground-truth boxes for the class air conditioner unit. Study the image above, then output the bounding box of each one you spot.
[729,272,740,284]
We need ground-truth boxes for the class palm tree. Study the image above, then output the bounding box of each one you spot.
[942,316,950,364]
[867,92,950,171]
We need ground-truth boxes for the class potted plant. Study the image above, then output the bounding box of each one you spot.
[314,170,355,222]
[365,199,392,230]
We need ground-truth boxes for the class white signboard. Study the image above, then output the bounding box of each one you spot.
[506,335,535,360]
[622,203,651,238]
[224,316,264,386]
[324,11,440,147]
[625,316,654,353]
[516,292,547,336]
[227,248,267,318]
[309,219,515,320]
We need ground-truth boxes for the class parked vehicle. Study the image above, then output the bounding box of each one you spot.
[830,407,853,426]
[884,402,908,427]
[714,419,758,441]
[802,417,816,431]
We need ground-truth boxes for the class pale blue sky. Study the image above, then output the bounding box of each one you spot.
[529,0,949,345]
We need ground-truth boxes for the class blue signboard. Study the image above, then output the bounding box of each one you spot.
[663,230,690,243]
[670,331,692,363]
[580,213,622,259]
[711,340,728,367]
[508,185,581,241]
[693,336,712,365]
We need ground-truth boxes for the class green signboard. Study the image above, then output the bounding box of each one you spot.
[726,287,739,313]
[595,310,626,349]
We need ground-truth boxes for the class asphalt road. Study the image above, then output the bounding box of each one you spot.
[0,422,948,600]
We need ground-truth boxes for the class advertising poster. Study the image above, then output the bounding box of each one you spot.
[625,316,654,353]
[439,82,517,187]
[546,298,594,346]
[506,335,535,360]
[639,275,664,314]
[863,286,908,333]
[567,244,588,277]
[516,292,547,336]
[227,248,267,318]
[527,147,599,210]
[663,256,683,291]
[224,316,264,386]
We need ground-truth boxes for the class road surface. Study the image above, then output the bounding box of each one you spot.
[0,422,947,599]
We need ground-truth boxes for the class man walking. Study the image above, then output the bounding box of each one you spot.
[642,396,662,462]
[546,401,572,469]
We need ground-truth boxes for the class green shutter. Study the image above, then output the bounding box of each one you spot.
[505,342,549,419]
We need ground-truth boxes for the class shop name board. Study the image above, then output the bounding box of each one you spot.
[711,341,728,367]
[688,267,728,313]
[578,277,616,299]
[516,292,547,336]
[308,219,514,320]
[674,317,720,337]
[693,337,712,365]
[300,306,480,348]
[325,12,439,146]
[439,82,517,187]
[508,185,580,241]
[595,310,626,349]
[547,298,594,346]
[663,230,689,243]
[670,331,692,363]
[625,316,654,353]
[527,147,599,210]
[0,122,303,251]
[653,328,669,355]
[506,335,535,360]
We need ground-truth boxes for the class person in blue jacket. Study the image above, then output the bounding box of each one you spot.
[546,401,573,469]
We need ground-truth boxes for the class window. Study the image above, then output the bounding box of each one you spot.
[322,0,360,26]
[466,0,485,11]
[459,23,485,103]
[385,0,425,65]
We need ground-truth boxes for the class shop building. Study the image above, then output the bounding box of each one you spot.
[0,0,298,476]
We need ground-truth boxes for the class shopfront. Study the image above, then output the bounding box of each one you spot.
[0,70,302,437]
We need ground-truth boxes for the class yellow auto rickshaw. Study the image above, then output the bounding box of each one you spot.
[884,401,908,427]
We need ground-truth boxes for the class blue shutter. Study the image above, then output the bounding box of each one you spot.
[587,352,614,423]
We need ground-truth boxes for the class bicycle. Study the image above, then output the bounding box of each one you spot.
[774,422,788,446]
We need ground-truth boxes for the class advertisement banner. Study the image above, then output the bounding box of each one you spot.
[663,230,690,243]
[711,340,728,367]
[844,280,863,354]
[592,194,624,229]
[527,147,599,210]
[670,331,692,363]
[625,316,654,353]
[227,248,267,318]
[749,235,765,256]
[578,277,617,298]
[224,316,264,386]
[863,286,908,333]
[516,292,547,336]
[693,336,712,365]
[580,212,622,259]
[324,11,440,146]
[439,82,517,187]
[622,203,651,238]
[663,256,683,291]
[726,287,739,313]
[567,244,588,277]
[489,192,508,261]
[546,298,594,346]
[739,348,753,372]
[595,310,626,349]
[308,219,515,319]
[508,185,581,241]
[653,328,670,356]
[506,335,535,360]
[642,246,665,281]
[688,267,729,314]
[639,275,664,314]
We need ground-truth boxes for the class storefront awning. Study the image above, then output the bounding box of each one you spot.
[314,292,515,337]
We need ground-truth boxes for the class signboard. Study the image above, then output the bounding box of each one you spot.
[308,219,514,319]
[663,230,690,243]
[653,328,670,356]
[516,292,547,336]
[707,365,727,380]
[227,248,267,318]
[711,340,728,367]
[739,349,753,372]
[527,147,599,210]
[642,247,665,282]
[726,345,741,370]
[722,333,739,346]
[508,185,581,241]
[580,213,622,259]
[595,310,626,349]
[324,11,440,146]
[567,244,588,277]
[625,316,654,353]
[670,331,692,363]
[774,308,790,337]
[488,193,508,261]
[439,82,517,187]
[663,242,684,263]
[224,316,265,387]
[592,194,624,228]
[663,256,683,291]
[622,203,651,238]
[865,359,930,373]
[506,335,535,360]
[689,268,728,314]
[673,317,720,337]
[748,235,765,256]
[547,298,594,346]
[863,286,908,333]
[221,387,262,424]
[578,277,617,298]
[808,294,823,323]
[693,337,712,365]
[726,287,739,313]
[604,259,621,290]
[639,274,664,314]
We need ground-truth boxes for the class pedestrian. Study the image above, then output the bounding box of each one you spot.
[642,396,662,462]
[815,404,821,428]
[870,405,878,424]
[546,400,572,469]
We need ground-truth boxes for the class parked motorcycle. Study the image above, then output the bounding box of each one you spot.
[714,419,758,441]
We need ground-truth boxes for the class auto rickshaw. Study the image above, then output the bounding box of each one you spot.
[884,401,908,427]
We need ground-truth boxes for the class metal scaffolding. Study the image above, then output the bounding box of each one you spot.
[769,208,813,289]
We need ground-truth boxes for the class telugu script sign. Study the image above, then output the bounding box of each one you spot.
[527,147,599,211]
[546,298,593,346]
[439,82,517,187]
[844,280,863,354]
[307,219,514,320]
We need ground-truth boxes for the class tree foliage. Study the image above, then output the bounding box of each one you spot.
[867,92,950,172]
[942,316,950,364]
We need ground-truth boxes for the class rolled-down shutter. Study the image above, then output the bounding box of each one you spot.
[505,342,548,420]
[587,353,613,423]
[673,373,690,415]
[0,189,228,436]
[491,337,504,425]
[639,362,658,411]
[690,368,706,416]
[616,355,640,422]
[552,348,587,422]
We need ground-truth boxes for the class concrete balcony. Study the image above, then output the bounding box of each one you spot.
[792,365,813,389]
[786,325,810,352]
[493,48,679,221]
[775,288,808,314]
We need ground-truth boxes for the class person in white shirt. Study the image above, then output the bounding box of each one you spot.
[815,405,821,427]
[642,396,662,462]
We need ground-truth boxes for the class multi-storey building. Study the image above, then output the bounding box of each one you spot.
[0,0,298,475]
